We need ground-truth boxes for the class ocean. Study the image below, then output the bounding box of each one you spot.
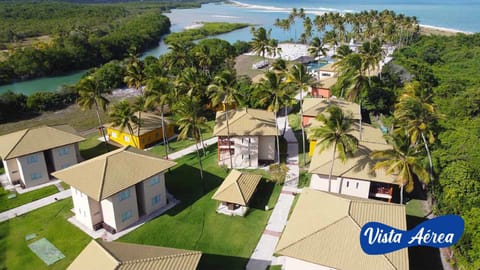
[156,0,478,49]
[2,0,478,94]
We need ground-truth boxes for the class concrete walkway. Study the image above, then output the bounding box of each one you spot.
[0,137,218,224]
[246,116,300,270]
[167,137,218,160]
[0,190,71,222]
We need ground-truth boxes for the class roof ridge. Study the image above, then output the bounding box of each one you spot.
[347,202,398,270]
[98,154,109,201]
[3,128,29,159]
[95,240,121,264]
[217,109,248,135]
[235,172,248,205]
[119,250,201,264]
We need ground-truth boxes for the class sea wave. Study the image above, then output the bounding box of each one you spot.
[228,0,350,16]
[211,15,242,19]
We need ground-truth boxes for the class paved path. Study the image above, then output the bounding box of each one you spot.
[246,116,300,270]
[0,190,71,222]
[167,137,218,160]
[0,137,218,223]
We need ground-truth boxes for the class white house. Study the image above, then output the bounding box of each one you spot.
[0,125,84,188]
[213,108,279,168]
[276,189,409,270]
[52,147,176,233]
[308,124,399,202]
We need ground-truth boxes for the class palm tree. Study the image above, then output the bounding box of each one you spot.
[207,70,242,169]
[309,106,359,192]
[175,97,210,193]
[308,37,328,60]
[287,63,315,168]
[76,75,111,151]
[371,133,430,204]
[394,82,443,189]
[334,53,368,101]
[109,100,139,148]
[145,76,173,158]
[323,30,339,55]
[250,27,272,61]
[302,17,313,44]
[124,57,146,138]
[359,38,383,84]
[257,71,296,162]
[165,40,195,70]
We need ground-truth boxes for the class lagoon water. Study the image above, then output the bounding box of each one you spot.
[1,0,478,95]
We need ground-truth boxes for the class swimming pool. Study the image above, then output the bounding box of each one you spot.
[307,62,328,71]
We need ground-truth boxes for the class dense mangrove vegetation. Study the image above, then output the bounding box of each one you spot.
[0,0,217,85]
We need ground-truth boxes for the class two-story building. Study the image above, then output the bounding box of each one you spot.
[213,108,279,168]
[0,125,84,188]
[308,124,399,202]
[52,147,176,233]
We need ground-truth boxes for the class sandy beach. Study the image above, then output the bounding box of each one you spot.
[419,24,473,36]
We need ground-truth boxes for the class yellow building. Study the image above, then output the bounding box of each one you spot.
[106,112,174,150]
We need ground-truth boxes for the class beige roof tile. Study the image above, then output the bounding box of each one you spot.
[213,108,279,136]
[51,147,176,201]
[319,62,337,72]
[105,111,171,136]
[317,77,338,89]
[308,124,396,185]
[68,240,202,270]
[212,170,262,206]
[0,125,84,160]
[276,189,408,270]
[303,98,361,119]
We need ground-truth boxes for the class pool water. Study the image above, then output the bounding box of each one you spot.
[307,62,328,71]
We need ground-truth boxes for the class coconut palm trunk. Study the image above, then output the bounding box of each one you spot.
[225,104,234,169]
[328,141,337,192]
[283,106,288,136]
[160,108,169,159]
[194,136,205,194]
[275,115,281,163]
[400,184,404,204]
[94,100,109,151]
[300,90,307,167]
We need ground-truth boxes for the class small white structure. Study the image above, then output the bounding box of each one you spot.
[212,170,262,217]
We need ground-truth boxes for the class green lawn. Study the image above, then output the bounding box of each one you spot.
[78,132,118,160]
[0,199,91,270]
[0,186,59,213]
[120,145,281,270]
[406,199,426,217]
[0,167,4,174]
[148,120,215,157]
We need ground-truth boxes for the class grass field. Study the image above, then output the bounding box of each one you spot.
[0,199,90,270]
[120,145,281,270]
[0,186,59,213]
[148,121,215,157]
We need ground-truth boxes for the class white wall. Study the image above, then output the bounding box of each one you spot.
[101,186,139,232]
[232,136,259,168]
[310,174,370,199]
[138,173,167,215]
[51,144,79,171]
[3,159,20,184]
[16,152,49,188]
[310,174,340,193]
[71,187,95,229]
[284,257,335,270]
[258,136,275,161]
[340,178,370,199]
